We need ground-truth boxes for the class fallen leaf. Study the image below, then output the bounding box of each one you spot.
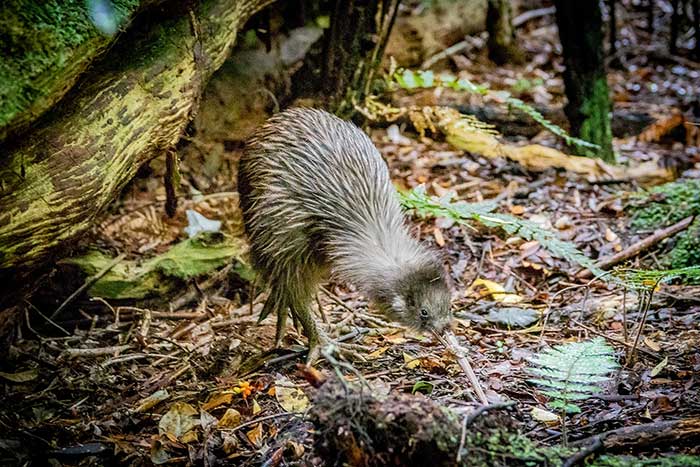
[218,408,242,428]
[202,391,234,411]
[644,337,661,352]
[604,227,618,242]
[274,376,309,413]
[252,399,262,415]
[0,369,39,383]
[246,423,264,447]
[367,346,389,359]
[133,389,170,413]
[471,278,523,304]
[509,205,525,215]
[486,307,540,328]
[650,357,669,377]
[158,402,198,440]
[531,407,559,424]
[433,227,445,247]
[403,352,421,370]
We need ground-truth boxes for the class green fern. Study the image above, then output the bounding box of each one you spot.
[611,265,700,289]
[390,69,599,153]
[399,186,605,278]
[529,338,618,414]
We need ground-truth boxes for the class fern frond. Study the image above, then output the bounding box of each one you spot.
[388,69,600,152]
[528,338,618,413]
[399,186,605,278]
[611,266,700,289]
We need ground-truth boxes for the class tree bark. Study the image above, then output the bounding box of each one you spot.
[0,0,273,272]
[486,0,525,65]
[322,0,400,116]
[554,0,615,162]
[0,0,150,142]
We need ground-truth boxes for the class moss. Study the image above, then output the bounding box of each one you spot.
[0,0,141,139]
[631,180,700,229]
[578,77,615,162]
[630,180,700,268]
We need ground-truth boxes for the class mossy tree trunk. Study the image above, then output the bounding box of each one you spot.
[554,0,615,162]
[0,0,149,141]
[0,0,272,272]
[486,0,525,65]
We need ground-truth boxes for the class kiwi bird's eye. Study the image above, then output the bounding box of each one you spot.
[420,308,429,319]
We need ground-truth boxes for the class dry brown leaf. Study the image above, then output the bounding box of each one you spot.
[201,392,234,412]
[246,423,264,447]
[218,408,242,428]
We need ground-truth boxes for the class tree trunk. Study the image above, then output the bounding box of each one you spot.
[0,0,272,272]
[0,0,150,142]
[486,0,525,65]
[553,0,615,162]
[322,0,400,117]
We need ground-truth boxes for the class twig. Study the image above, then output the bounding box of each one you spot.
[51,253,126,319]
[577,216,694,279]
[563,435,603,467]
[24,300,70,336]
[570,319,656,358]
[223,412,300,433]
[456,414,469,463]
[421,39,470,70]
[465,401,516,426]
[64,344,132,358]
[512,6,556,27]
[571,417,700,450]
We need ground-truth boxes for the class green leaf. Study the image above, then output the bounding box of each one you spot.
[411,381,434,394]
[63,233,252,299]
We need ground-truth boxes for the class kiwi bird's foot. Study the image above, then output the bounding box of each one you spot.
[306,329,371,364]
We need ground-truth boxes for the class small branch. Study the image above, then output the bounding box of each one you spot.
[572,417,700,451]
[563,435,603,467]
[63,344,132,358]
[578,215,695,279]
[512,6,556,27]
[465,401,516,426]
[51,253,126,319]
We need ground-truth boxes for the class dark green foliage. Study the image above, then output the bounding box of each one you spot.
[630,179,700,268]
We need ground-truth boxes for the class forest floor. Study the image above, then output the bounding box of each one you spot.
[1,2,699,466]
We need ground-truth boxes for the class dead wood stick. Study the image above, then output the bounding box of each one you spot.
[563,436,603,467]
[64,344,132,358]
[51,253,126,319]
[571,417,700,451]
[513,6,556,27]
[578,215,695,279]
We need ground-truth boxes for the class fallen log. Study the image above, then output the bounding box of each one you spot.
[0,0,273,272]
[0,0,150,141]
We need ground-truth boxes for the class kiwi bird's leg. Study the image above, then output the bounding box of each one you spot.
[274,307,288,348]
[289,303,322,363]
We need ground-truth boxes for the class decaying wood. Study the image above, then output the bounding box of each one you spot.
[572,417,700,451]
[0,0,273,271]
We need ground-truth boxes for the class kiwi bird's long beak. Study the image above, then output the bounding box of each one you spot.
[432,327,489,405]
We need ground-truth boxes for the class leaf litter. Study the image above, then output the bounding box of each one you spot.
[2,3,700,465]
